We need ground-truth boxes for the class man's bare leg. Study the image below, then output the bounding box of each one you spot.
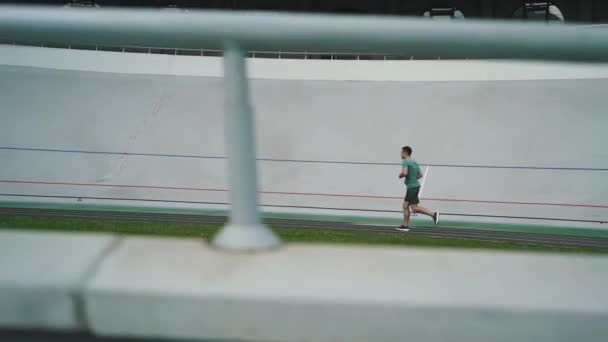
[403,201,411,226]
[410,204,433,217]
[410,204,440,224]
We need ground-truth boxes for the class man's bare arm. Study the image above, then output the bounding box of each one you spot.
[399,167,408,179]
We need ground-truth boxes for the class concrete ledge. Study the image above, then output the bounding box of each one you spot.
[1,230,607,341]
[85,237,608,342]
[0,231,117,330]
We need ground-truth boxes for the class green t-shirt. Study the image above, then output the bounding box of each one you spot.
[402,158,421,188]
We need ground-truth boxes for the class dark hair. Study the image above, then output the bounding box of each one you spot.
[402,146,412,155]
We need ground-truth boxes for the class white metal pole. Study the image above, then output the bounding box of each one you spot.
[419,166,430,199]
[212,41,281,251]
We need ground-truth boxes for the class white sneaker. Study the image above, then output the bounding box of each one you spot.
[396,225,410,232]
[433,212,440,225]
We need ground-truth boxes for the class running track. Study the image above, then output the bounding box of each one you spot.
[1,207,607,249]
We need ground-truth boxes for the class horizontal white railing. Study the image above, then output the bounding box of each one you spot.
[1,6,608,61]
[2,22,605,61]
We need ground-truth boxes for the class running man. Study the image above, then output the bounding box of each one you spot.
[397,146,439,231]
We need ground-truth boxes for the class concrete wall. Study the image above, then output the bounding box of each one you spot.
[1,45,608,227]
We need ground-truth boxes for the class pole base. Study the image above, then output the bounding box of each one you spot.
[212,223,281,251]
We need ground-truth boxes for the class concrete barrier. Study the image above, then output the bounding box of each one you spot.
[0,230,117,330]
[0,230,607,341]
